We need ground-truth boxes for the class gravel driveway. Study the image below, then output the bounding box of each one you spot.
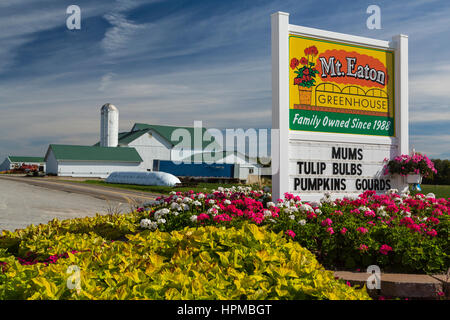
[0,178,129,231]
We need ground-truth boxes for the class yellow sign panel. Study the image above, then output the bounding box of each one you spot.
[289,35,395,136]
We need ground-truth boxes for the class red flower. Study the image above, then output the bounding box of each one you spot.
[303,68,309,75]
[379,244,393,255]
[294,77,301,85]
[310,46,318,56]
[290,58,299,70]
[304,47,311,55]
[300,57,308,65]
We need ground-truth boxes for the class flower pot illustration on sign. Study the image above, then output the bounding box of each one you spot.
[291,46,320,106]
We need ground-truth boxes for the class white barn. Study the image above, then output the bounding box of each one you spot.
[44,144,143,178]
[94,122,222,172]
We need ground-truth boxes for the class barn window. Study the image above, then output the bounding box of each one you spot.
[249,168,254,174]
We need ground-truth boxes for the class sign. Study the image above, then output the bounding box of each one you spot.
[271,12,409,201]
[289,35,395,137]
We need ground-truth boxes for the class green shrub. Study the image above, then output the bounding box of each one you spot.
[0,223,370,300]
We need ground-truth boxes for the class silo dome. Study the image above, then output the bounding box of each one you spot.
[100,103,119,147]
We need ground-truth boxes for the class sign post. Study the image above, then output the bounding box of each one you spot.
[271,12,408,201]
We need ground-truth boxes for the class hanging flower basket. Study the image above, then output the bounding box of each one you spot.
[383,153,437,181]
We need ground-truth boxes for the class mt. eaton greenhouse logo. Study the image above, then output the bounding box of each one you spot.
[316,50,388,88]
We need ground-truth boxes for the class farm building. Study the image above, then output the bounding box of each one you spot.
[93,122,222,170]
[44,144,143,178]
[0,156,45,172]
[42,103,265,180]
[153,151,263,181]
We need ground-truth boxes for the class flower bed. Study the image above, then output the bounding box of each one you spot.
[0,186,448,299]
[138,187,449,274]
[0,223,369,300]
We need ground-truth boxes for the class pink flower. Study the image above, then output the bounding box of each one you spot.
[357,227,368,234]
[321,218,333,227]
[285,230,296,239]
[359,244,369,252]
[197,213,210,221]
[364,210,376,218]
[379,244,393,255]
[326,227,334,235]
[426,229,437,237]
[340,227,347,234]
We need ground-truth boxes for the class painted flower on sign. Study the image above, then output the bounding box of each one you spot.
[291,45,320,89]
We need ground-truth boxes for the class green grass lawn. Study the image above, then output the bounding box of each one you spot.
[75,179,450,199]
[77,180,251,195]
[411,184,450,199]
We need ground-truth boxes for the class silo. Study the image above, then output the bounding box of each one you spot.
[100,103,119,147]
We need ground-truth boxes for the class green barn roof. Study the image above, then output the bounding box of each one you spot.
[131,123,217,149]
[93,124,220,150]
[47,145,142,163]
[8,156,45,163]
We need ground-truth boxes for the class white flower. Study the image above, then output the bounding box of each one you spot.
[197,193,205,199]
[266,202,275,208]
[299,204,313,213]
[170,202,180,210]
[182,204,190,211]
[190,215,198,222]
[157,218,166,224]
[298,219,306,226]
[208,199,216,205]
[386,189,399,195]
[263,210,272,218]
[154,208,170,219]
[140,218,151,228]
[426,193,435,199]
[169,191,176,195]
[289,214,296,220]
[140,219,157,230]
[400,210,411,217]
[208,207,218,216]
[223,199,231,206]
[193,200,202,206]
[182,197,192,203]
[315,209,322,215]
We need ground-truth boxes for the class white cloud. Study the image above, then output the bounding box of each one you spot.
[410,134,450,158]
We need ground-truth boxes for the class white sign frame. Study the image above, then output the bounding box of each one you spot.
[271,11,408,201]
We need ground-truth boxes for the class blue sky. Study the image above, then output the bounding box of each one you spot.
[0,0,449,160]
